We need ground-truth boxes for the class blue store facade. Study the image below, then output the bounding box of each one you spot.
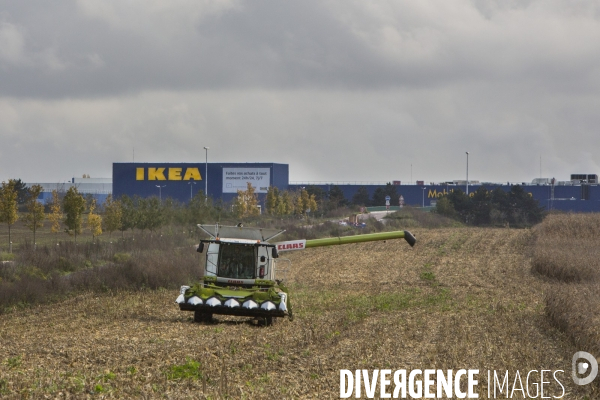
[112,162,600,212]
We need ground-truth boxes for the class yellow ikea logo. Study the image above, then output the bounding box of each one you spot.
[136,168,202,181]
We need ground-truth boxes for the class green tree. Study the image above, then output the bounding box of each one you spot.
[136,197,150,233]
[103,195,122,239]
[471,187,492,225]
[161,197,179,229]
[144,197,164,233]
[327,185,347,210]
[0,180,20,251]
[63,186,86,242]
[119,195,140,237]
[13,179,28,206]
[23,185,46,246]
[352,186,371,206]
[446,189,473,224]
[187,191,212,227]
[504,185,545,227]
[372,183,398,207]
[434,196,457,219]
[437,185,546,227]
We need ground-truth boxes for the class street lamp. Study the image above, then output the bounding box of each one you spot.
[422,187,427,208]
[204,146,209,203]
[466,151,469,195]
[188,181,196,200]
[155,185,166,201]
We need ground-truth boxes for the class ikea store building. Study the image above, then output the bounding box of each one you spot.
[112,162,600,212]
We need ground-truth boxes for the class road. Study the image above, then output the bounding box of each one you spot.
[357,210,395,222]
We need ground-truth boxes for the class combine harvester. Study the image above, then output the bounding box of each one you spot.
[176,224,416,325]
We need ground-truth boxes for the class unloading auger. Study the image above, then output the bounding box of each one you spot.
[176,224,416,325]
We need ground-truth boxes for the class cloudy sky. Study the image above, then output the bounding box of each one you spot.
[1,0,599,185]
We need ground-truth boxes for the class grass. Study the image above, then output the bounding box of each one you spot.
[0,223,598,398]
[0,252,15,261]
[166,358,204,380]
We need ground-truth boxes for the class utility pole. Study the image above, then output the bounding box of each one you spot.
[188,181,196,200]
[466,152,469,195]
[156,185,166,202]
[204,146,209,203]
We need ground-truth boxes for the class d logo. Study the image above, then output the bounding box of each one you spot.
[572,351,598,385]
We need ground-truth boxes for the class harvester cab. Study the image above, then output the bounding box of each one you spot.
[176,224,289,325]
[176,224,416,325]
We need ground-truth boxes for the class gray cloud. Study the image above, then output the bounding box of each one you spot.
[1,0,599,184]
[2,0,598,97]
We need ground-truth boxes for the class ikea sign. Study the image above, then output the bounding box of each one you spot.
[135,167,202,181]
[113,162,288,203]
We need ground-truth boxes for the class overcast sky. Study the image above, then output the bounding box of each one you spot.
[1,0,599,185]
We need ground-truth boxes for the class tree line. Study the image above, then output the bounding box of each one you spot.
[0,180,332,249]
[434,186,546,227]
[1,178,548,250]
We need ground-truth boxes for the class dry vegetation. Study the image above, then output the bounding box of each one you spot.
[0,218,598,398]
[533,213,600,360]
[532,214,600,282]
[0,234,199,311]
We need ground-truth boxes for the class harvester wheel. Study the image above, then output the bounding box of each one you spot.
[194,311,212,323]
[263,316,274,326]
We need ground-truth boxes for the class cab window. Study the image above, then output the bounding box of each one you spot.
[218,244,256,279]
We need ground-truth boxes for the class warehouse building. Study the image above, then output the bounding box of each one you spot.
[27,163,600,213]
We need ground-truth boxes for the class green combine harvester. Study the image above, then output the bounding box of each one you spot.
[176,224,416,325]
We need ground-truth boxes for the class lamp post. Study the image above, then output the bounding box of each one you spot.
[422,187,427,208]
[204,146,209,203]
[155,185,166,201]
[188,181,196,200]
[466,151,469,195]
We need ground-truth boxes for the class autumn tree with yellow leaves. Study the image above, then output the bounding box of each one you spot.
[87,198,103,241]
[47,190,63,244]
[233,182,260,219]
[0,180,19,251]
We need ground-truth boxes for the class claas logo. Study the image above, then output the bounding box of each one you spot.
[136,167,202,181]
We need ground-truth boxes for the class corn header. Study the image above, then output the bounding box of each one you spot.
[176,224,416,325]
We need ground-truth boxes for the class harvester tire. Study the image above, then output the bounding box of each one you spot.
[194,311,212,323]
[264,316,274,326]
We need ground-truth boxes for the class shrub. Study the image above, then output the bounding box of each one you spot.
[113,252,131,263]
[0,233,199,312]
